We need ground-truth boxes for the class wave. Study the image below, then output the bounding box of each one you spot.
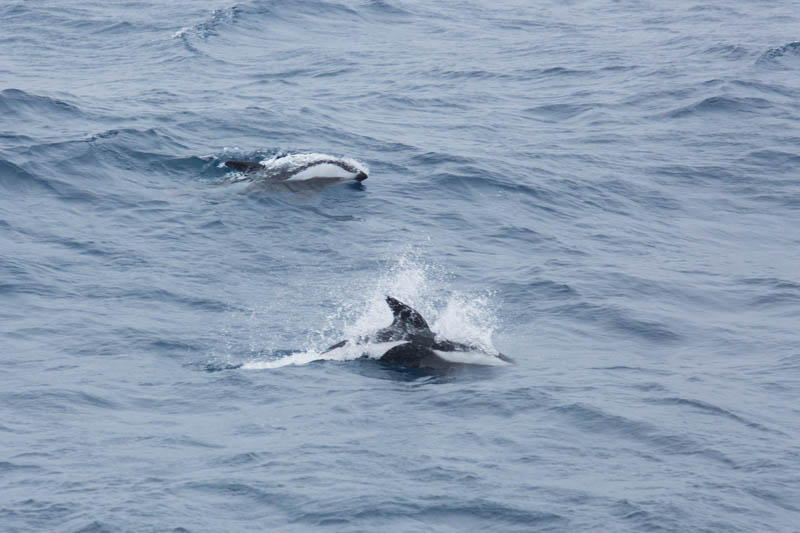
[730,79,800,98]
[0,88,83,118]
[0,159,58,194]
[550,301,680,343]
[173,4,243,40]
[666,95,773,118]
[254,0,360,19]
[523,103,597,122]
[737,276,800,312]
[422,66,598,82]
[756,41,800,67]
[7,388,119,413]
[644,397,784,435]
[172,0,369,51]
[703,43,750,60]
[364,0,413,17]
[19,126,194,173]
[551,402,736,466]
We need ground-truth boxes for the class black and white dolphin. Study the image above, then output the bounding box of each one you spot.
[224,156,367,192]
[322,296,513,370]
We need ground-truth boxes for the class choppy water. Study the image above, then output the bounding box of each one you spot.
[2,0,800,531]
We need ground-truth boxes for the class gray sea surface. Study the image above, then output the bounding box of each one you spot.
[1,0,799,531]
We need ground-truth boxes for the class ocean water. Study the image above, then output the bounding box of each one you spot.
[2,0,800,531]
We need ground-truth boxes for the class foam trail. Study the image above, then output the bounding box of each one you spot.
[241,350,325,369]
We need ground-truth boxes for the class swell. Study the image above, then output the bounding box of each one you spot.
[0,88,83,118]
[176,478,565,530]
[551,402,737,467]
[0,159,58,195]
[172,0,364,56]
[665,95,774,118]
[4,124,209,199]
[548,301,681,344]
[4,389,119,413]
[644,397,785,435]
[173,4,245,55]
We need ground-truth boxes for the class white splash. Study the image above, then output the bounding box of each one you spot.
[341,255,434,340]
[236,254,504,370]
[432,292,499,355]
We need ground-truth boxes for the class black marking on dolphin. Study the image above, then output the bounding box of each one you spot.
[323,296,513,370]
[224,160,264,173]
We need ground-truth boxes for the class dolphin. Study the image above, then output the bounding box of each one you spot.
[225,158,368,182]
[322,296,513,370]
[223,156,367,194]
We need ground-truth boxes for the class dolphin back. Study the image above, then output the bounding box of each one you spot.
[379,342,452,370]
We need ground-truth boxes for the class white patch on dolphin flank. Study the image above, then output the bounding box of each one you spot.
[286,162,359,181]
[259,152,368,178]
[359,341,409,359]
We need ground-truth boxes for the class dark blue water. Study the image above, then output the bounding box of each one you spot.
[2,1,800,531]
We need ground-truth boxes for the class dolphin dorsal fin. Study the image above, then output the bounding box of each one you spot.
[385,296,431,334]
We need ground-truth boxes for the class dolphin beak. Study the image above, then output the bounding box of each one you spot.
[355,171,368,182]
